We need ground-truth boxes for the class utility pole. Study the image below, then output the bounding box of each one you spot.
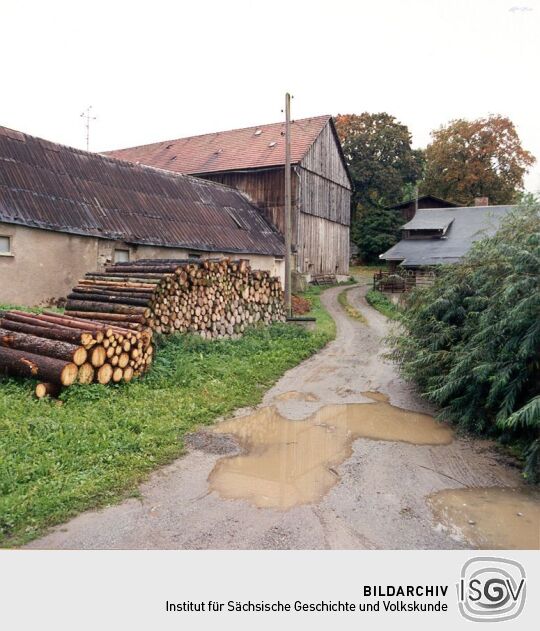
[284,92,292,318]
[80,106,96,151]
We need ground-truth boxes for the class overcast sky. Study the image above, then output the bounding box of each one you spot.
[2,0,539,191]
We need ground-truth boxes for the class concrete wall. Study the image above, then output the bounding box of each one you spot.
[0,222,284,307]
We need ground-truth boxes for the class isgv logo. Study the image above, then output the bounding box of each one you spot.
[457,557,526,622]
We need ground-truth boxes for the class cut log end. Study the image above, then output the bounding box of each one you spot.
[77,363,95,384]
[61,362,79,386]
[97,363,113,385]
[35,382,61,399]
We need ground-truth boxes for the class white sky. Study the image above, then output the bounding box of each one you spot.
[2,0,539,191]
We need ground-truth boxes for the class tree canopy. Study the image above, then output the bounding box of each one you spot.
[335,113,424,208]
[351,207,402,263]
[421,115,535,205]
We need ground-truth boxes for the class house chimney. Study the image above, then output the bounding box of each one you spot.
[474,197,489,206]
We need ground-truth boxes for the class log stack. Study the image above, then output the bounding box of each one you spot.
[64,258,285,339]
[0,310,153,397]
[0,258,283,397]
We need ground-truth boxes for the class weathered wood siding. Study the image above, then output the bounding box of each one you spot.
[297,120,351,273]
[298,213,350,275]
[203,169,298,241]
[202,120,351,275]
[300,122,351,190]
[296,167,350,224]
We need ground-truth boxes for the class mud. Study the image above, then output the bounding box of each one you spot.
[428,487,540,549]
[276,391,320,402]
[209,392,453,509]
[184,431,240,455]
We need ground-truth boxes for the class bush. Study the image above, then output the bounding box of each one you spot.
[389,199,540,480]
[352,206,402,263]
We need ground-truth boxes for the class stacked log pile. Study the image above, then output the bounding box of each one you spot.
[65,258,285,338]
[0,258,283,397]
[0,310,153,397]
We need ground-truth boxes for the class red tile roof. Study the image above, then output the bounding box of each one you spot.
[0,126,284,256]
[104,115,332,175]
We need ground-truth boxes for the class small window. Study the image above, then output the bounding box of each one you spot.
[0,236,11,255]
[114,248,130,263]
[188,252,201,260]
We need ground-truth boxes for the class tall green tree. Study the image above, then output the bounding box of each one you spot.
[421,115,535,205]
[389,199,540,479]
[335,112,424,208]
[351,207,403,263]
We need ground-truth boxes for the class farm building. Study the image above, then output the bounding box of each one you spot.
[105,115,352,277]
[379,204,515,284]
[0,125,284,306]
[387,194,458,222]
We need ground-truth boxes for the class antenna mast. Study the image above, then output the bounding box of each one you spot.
[80,106,96,151]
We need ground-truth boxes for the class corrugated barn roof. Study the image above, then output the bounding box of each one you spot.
[0,126,284,256]
[104,115,332,175]
[381,205,515,266]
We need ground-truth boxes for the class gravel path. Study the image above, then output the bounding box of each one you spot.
[28,284,522,549]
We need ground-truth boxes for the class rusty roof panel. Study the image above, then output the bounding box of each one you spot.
[0,126,284,256]
[104,115,332,175]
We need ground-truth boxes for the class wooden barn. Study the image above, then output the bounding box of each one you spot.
[106,115,352,277]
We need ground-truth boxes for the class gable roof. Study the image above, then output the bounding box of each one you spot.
[104,115,335,175]
[0,125,284,256]
[387,195,459,210]
[380,205,515,266]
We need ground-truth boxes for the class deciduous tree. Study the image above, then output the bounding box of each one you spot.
[421,115,535,205]
[335,113,424,208]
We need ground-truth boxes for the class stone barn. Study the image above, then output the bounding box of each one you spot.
[0,126,284,306]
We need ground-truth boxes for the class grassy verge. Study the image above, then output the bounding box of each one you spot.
[349,264,387,284]
[365,289,401,320]
[0,304,63,314]
[337,287,366,323]
[298,285,337,339]
[0,293,334,547]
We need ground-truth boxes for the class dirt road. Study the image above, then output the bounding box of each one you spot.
[29,284,530,550]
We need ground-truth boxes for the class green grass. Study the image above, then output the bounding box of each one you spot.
[365,289,401,320]
[298,285,337,339]
[337,287,366,323]
[0,304,64,314]
[0,292,335,547]
[349,264,387,285]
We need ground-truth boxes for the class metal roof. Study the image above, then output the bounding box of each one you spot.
[381,205,515,266]
[402,214,454,231]
[0,125,285,256]
[103,115,333,175]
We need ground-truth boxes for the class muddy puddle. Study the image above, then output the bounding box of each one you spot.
[275,391,320,402]
[209,392,453,509]
[429,487,540,549]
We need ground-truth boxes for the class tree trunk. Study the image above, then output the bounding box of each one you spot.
[67,292,151,307]
[0,346,78,385]
[62,310,146,324]
[0,319,93,346]
[0,328,87,366]
[65,299,148,316]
